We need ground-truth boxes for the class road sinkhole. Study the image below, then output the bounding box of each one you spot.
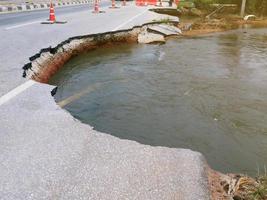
[49,28,267,175]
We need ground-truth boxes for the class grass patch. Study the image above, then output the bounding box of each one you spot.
[153,18,173,24]
[178,1,195,9]
[234,175,267,200]
[150,8,181,17]
[247,176,267,200]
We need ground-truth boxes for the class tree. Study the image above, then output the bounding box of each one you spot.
[259,0,267,17]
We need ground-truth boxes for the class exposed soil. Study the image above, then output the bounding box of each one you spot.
[151,7,267,36]
[180,15,267,36]
[208,169,232,200]
[150,8,182,17]
[209,169,267,200]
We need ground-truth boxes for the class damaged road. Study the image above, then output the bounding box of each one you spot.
[0,5,211,200]
[23,22,181,83]
[0,81,210,199]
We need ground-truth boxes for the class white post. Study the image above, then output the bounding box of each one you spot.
[240,0,247,17]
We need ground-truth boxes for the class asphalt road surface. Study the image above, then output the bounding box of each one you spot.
[0,2,110,27]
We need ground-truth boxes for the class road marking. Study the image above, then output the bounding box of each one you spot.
[58,82,103,107]
[0,8,148,105]
[0,80,36,106]
[5,21,42,30]
[112,9,147,31]
[184,88,194,96]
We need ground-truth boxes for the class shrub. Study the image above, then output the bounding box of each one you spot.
[194,0,214,10]
[178,0,196,8]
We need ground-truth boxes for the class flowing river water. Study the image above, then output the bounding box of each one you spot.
[50,27,267,175]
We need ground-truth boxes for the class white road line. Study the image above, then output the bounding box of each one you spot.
[0,80,36,106]
[112,9,147,31]
[0,8,148,105]
[5,21,42,30]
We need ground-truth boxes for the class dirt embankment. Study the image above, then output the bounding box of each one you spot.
[22,22,180,83]
[151,6,267,36]
[180,14,267,36]
[209,169,267,200]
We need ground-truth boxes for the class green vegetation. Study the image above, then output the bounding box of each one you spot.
[234,175,267,200]
[248,176,267,200]
[178,0,195,8]
[180,0,267,16]
[246,0,267,16]
[152,18,172,24]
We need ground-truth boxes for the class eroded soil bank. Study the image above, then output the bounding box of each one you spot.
[23,26,140,83]
[209,169,267,200]
[181,16,267,36]
[23,21,181,83]
[151,7,267,36]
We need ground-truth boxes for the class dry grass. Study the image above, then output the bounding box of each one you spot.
[234,176,267,200]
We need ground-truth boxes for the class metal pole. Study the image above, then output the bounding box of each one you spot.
[240,0,247,17]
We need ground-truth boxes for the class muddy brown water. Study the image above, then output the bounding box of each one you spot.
[50,27,267,175]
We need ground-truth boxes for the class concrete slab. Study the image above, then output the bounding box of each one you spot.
[138,31,165,43]
[148,23,182,36]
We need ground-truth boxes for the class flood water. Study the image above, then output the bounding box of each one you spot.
[50,28,267,175]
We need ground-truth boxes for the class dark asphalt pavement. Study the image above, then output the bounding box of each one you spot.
[0,2,110,27]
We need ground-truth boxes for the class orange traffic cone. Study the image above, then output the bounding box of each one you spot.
[111,0,115,8]
[148,0,156,5]
[93,0,99,13]
[110,0,118,8]
[49,2,56,22]
[41,1,67,24]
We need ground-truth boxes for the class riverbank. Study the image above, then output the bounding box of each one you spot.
[209,169,267,200]
[179,13,267,200]
[181,15,267,36]
[151,7,267,36]
[185,16,267,199]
